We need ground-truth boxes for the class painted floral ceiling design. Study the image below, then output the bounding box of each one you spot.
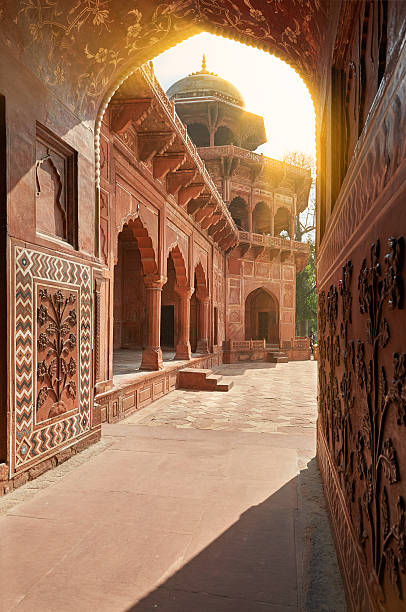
[0,0,330,118]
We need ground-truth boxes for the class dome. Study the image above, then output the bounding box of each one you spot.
[166,55,245,108]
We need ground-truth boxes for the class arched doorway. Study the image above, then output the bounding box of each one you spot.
[161,246,191,360]
[245,287,279,345]
[190,262,209,354]
[113,224,146,351]
[113,217,162,371]
[161,255,177,349]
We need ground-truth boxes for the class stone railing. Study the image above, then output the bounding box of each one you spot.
[223,339,266,351]
[292,336,310,349]
[140,63,238,242]
[198,144,310,178]
[238,231,310,253]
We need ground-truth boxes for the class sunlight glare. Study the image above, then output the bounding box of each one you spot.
[153,32,315,162]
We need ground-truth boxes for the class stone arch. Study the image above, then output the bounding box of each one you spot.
[194,261,208,299]
[245,286,279,345]
[274,206,290,237]
[214,125,235,146]
[116,216,158,276]
[187,122,210,147]
[252,201,271,234]
[167,244,188,289]
[229,196,249,231]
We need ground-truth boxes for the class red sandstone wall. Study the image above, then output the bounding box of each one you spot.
[226,252,296,345]
[316,3,406,609]
[0,43,101,490]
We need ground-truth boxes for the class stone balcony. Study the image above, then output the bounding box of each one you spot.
[236,230,310,269]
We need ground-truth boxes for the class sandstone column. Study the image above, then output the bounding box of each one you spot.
[196,296,210,354]
[289,214,295,240]
[140,276,164,370]
[175,286,192,360]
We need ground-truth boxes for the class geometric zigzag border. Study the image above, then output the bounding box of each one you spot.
[13,246,92,474]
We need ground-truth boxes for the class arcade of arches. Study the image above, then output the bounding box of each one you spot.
[1,1,406,609]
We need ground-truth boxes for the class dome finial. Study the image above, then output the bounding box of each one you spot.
[201,53,207,73]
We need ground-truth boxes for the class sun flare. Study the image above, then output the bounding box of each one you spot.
[153,32,316,162]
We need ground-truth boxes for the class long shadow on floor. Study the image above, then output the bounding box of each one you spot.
[127,457,346,612]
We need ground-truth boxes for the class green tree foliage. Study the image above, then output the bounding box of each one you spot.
[296,238,317,336]
[283,151,317,337]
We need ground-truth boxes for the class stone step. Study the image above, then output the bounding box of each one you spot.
[177,368,233,392]
[266,351,289,364]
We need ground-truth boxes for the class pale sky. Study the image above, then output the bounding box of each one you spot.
[153,32,315,162]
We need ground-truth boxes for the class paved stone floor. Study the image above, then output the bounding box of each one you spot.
[0,361,346,611]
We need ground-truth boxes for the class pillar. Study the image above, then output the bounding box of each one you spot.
[209,128,215,147]
[289,215,295,240]
[270,209,275,237]
[140,276,164,371]
[175,286,192,360]
[196,296,210,354]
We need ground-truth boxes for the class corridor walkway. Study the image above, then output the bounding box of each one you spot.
[0,361,346,611]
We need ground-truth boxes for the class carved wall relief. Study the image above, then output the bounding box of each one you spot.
[13,246,92,473]
[36,286,78,423]
[319,236,406,606]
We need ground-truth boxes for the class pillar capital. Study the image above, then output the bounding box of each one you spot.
[144,274,165,290]
[175,285,193,299]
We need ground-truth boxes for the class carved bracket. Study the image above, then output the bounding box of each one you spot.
[110,98,154,134]
[137,131,175,163]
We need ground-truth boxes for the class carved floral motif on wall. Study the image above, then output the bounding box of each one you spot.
[0,0,327,115]
[319,236,406,605]
[36,286,78,423]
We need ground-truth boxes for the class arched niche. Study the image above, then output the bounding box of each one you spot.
[245,287,279,345]
[229,196,249,231]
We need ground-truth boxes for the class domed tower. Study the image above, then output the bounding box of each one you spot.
[167,58,311,352]
[167,55,266,150]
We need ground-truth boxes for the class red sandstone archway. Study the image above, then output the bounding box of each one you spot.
[113,224,146,351]
[119,217,158,276]
[274,206,291,238]
[245,287,279,345]
[252,201,271,235]
[167,245,188,289]
[229,197,249,231]
[190,262,209,353]
[161,245,189,352]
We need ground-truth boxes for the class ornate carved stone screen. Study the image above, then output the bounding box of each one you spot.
[35,123,78,247]
[12,245,92,474]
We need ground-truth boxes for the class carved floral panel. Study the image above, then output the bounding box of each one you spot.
[318,236,406,606]
[13,246,92,474]
[35,285,79,424]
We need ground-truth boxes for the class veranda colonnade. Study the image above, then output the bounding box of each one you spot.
[229,196,296,239]
[112,222,212,373]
